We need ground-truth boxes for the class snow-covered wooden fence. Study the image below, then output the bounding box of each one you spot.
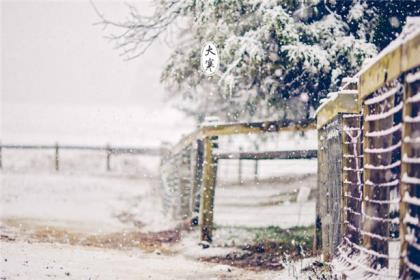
[159,119,316,243]
[315,86,360,260]
[316,23,420,279]
[0,143,160,171]
[400,69,420,279]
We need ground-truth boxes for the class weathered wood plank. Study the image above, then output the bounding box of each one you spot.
[170,121,316,156]
[215,149,317,160]
[199,137,218,242]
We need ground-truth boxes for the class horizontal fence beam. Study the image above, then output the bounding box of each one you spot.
[201,119,316,138]
[171,120,316,156]
[215,149,317,160]
[0,144,160,156]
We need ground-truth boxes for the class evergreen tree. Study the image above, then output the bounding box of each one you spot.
[95,0,419,123]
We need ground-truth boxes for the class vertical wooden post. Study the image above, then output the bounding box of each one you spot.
[191,139,204,226]
[254,144,259,183]
[341,121,349,245]
[314,128,324,255]
[238,146,243,185]
[0,142,2,169]
[106,144,111,172]
[188,145,197,218]
[199,136,218,242]
[55,142,59,171]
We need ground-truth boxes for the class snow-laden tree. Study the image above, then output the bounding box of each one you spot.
[93,0,417,123]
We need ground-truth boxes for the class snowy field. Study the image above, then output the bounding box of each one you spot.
[1,104,318,279]
[0,168,282,279]
[2,104,195,147]
[0,149,317,279]
[1,241,282,280]
[214,175,316,228]
[0,150,316,232]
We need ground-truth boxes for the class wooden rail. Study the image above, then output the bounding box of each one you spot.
[0,144,159,155]
[215,149,317,160]
[200,121,315,242]
[0,143,160,171]
[159,119,316,243]
[170,119,315,156]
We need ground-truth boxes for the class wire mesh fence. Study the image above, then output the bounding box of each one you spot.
[323,26,420,279]
[400,67,420,279]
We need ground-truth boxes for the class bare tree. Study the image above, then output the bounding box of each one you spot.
[91,0,192,60]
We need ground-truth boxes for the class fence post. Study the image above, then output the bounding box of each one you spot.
[190,139,204,226]
[55,142,59,171]
[238,146,243,185]
[199,136,218,242]
[314,89,359,259]
[254,144,259,183]
[314,123,325,255]
[106,144,111,172]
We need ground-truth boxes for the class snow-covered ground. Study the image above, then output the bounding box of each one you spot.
[0,172,164,233]
[1,240,320,279]
[1,104,318,279]
[217,159,317,184]
[0,241,282,280]
[0,151,317,279]
[214,175,316,228]
[0,170,279,279]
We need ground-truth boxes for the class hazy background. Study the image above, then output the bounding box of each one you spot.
[1,0,193,146]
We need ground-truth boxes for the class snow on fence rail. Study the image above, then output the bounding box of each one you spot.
[316,20,420,279]
[159,119,316,243]
[0,143,160,171]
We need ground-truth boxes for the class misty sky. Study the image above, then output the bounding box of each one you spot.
[1,0,171,107]
[0,1,196,145]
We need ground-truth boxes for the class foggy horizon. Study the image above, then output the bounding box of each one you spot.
[2,0,171,108]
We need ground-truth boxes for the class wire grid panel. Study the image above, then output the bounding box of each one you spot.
[362,78,403,275]
[342,114,364,252]
[400,67,420,279]
[333,80,404,279]
[160,145,195,221]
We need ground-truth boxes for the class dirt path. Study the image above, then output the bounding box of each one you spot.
[0,171,282,279]
[1,240,281,280]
